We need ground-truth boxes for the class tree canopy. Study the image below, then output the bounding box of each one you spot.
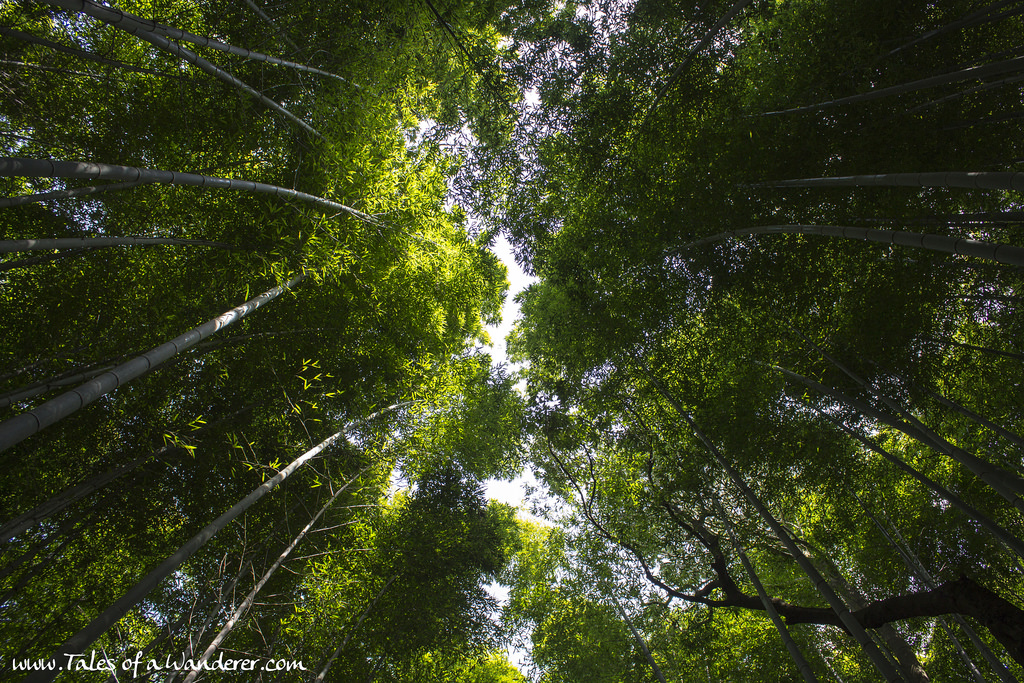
[2,0,1024,681]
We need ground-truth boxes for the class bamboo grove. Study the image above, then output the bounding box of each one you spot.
[2,0,1024,682]
[0,0,528,680]
[481,0,1024,681]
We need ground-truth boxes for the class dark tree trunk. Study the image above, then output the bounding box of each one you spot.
[756,578,1024,667]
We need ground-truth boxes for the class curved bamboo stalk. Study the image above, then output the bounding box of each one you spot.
[760,56,1024,116]
[645,0,754,121]
[0,158,381,225]
[0,272,306,453]
[776,366,1024,514]
[645,373,904,682]
[853,491,1018,683]
[884,0,1023,60]
[0,27,175,77]
[1,160,256,209]
[131,30,323,139]
[717,500,821,683]
[43,0,358,87]
[313,574,399,683]
[242,0,300,53]
[0,237,236,253]
[676,224,1024,267]
[42,0,322,138]
[805,400,1024,560]
[24,426,348,683]
[753,172,1024,192]
[181,465,370,683]
[0,179,149,209]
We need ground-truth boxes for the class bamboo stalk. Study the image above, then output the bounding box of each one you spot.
[717,499,821,683]
[181,465,370,682]
[42,0,357,87]
[0,158,380,225]
[0,237,236,252]
[41,0,322,137]
[760,56,1024,116]
[678,223,1024,267]
[753,172,1024,192]
[0,273,306,453]
[25,426,348,683]
[646,373,904,682]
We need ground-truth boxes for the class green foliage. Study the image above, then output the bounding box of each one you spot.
[276,466,521,681]
[0,0,527,677]
[489,0,1024,680]
[5,0,1024,680]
